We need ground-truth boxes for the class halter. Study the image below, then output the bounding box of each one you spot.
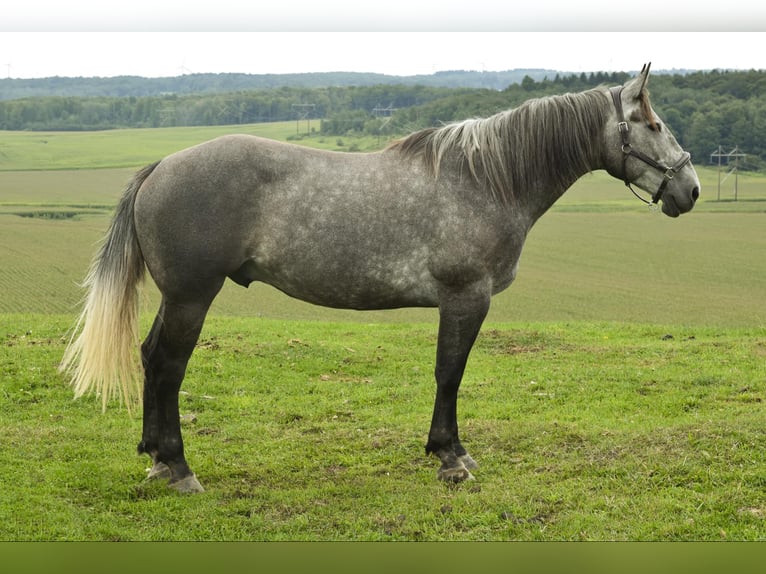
[609,86,691,208]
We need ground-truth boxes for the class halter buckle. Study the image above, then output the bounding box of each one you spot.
[663,167,676,181]
[617,121,629,134]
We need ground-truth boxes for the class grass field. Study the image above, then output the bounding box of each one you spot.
[0,122,382,171]
[2,315,765,541]
[1,122,765,542]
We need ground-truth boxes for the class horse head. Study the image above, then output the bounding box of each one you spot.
[604,63,700,217]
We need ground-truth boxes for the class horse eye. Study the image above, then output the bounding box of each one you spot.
[647,122,662,133]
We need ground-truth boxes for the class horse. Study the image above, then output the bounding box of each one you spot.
[60,63,700,493]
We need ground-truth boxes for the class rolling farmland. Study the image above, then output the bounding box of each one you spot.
[1,123,765,542]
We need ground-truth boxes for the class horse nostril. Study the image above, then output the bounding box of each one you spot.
[692,187,700,202]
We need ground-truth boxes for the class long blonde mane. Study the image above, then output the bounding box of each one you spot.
[389,89,609,203]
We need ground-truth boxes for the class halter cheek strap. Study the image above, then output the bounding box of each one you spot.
[609,86,691,206]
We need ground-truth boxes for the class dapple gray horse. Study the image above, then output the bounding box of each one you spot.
[61,64,700,492]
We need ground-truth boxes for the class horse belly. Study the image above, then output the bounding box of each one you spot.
[237,245,440,311]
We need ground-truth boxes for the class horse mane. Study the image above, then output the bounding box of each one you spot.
[388,88,609,204]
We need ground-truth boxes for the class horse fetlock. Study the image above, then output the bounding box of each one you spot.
[137,440,162,459]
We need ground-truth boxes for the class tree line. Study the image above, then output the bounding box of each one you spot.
[0,69,567,100]
[0,85,458,130]
[1,69,764,169]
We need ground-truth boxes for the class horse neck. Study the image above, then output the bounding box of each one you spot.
[509,88,609,221]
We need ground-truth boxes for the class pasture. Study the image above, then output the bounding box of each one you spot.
[0,123,765,542]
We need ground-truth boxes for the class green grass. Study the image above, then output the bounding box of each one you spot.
[1,315,764,540]
[1,122,765,541]
[0,122,386,171]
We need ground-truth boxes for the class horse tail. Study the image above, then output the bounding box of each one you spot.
[60,161,160,412]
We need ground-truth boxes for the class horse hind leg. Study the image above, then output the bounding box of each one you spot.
[139,309,177,485]
[138,288,221,493]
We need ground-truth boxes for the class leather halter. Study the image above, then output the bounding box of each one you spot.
[609,86,691,206]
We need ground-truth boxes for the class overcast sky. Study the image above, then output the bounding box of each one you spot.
[2,2,765,79]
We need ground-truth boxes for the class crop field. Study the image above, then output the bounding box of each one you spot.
[1,123,765,547]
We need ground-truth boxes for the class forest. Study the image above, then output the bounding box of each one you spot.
[0,69,764,169]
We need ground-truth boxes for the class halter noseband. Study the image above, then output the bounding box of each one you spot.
[609,86,691,207]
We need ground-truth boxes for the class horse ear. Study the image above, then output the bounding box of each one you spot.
[623,62,651,100]
[639,62,651,91]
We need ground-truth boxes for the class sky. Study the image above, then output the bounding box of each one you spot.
[1,2,765,79]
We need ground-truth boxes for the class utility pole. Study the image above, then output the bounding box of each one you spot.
[292,104,315,135]
[710,145,746,201]
[372,103,396,117]
[372,103,397,145]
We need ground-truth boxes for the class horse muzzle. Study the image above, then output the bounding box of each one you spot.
[661,184,700,218]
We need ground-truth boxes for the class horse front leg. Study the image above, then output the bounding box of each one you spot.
[426,283,490,483]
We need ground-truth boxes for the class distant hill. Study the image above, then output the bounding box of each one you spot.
[0,68,678,100]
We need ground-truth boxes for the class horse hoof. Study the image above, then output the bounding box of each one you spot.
[146,461,172,481]
[459,454,479,470]
[437,465,475,483]
[169,474,205,494]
